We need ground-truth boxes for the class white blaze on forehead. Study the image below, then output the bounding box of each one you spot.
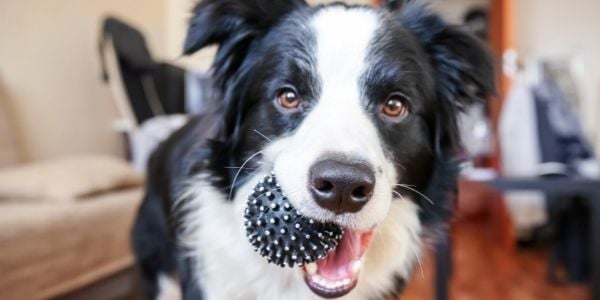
[311,6,379,94]
[297,6,383,156]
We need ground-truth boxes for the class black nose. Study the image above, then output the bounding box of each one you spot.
[309,159,376,214]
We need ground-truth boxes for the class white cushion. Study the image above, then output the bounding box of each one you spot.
[0,155,143,202]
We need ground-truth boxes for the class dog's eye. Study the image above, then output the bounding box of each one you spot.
[276,89,301,110]
[382,94,409,119]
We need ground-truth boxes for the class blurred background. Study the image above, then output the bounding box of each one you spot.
[0,0,599,299]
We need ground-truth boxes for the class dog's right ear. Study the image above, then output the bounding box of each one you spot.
[184,0,307,55]
[184,0,307,86]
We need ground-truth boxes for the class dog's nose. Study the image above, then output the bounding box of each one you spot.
[309,159,375,214]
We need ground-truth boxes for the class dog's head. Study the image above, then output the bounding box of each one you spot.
[185,0,494,297]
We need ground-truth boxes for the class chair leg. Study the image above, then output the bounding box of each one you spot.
[591,193,600,300]
[435,227,452,300]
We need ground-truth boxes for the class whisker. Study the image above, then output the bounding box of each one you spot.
[393,163,407,171]
[253,129,272,142]
[228,150,264,202]
[395,184,434,205]
[224,166,259,170]
[392,190,405,200]
[414,248,425,279]
[223,167,260,171]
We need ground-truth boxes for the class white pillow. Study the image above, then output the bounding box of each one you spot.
[0,155,144,202]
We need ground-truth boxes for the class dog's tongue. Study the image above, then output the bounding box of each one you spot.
[316,229,374,279]
[303,229,375,298]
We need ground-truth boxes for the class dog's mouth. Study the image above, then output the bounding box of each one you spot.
[302,228,375,298]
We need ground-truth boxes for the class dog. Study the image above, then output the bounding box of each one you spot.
[131,0,495,299]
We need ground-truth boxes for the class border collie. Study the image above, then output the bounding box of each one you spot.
[132,0,494,299]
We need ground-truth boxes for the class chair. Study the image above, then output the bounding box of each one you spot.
[98,17,186,130]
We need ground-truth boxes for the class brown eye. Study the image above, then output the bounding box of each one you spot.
[382,95,409,118]
[277,89,301,109]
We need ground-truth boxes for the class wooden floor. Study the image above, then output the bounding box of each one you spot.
[402,220,590,300]
[64,220,590,300]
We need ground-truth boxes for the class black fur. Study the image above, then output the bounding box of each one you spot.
[132,0,495,298]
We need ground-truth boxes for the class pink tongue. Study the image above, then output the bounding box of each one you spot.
[315,229,361,279]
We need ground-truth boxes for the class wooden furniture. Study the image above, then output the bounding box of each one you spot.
[0,188,143,300]
[484,178,600,300]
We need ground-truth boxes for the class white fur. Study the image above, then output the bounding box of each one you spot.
[157,274,182,300]
[177,6,423,300]
[273,6,396,231]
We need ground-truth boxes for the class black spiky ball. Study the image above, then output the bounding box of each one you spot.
[244,173,344,267]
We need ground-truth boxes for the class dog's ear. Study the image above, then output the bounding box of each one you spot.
[184,0,307,87]
[396,4,496,152]
[183,0,307,54]
[382,0,407,11]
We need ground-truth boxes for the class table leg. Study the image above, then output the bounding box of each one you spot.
[591,193,600,300]
[435,227,451,300]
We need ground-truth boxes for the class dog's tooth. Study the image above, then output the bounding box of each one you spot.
[351,260,362,274]
[326,280,336,290]
[342,278,351,286]
[305,262,317,275]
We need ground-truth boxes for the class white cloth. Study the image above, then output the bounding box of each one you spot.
[458,103,492,158]
[498,74,547,236]
[185,71,214,115]
[130,115,188,172]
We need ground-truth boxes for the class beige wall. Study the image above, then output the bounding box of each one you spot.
[516,0,600,147]
[0,0,167,162]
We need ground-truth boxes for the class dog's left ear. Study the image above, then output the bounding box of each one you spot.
[395,4,496,151]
